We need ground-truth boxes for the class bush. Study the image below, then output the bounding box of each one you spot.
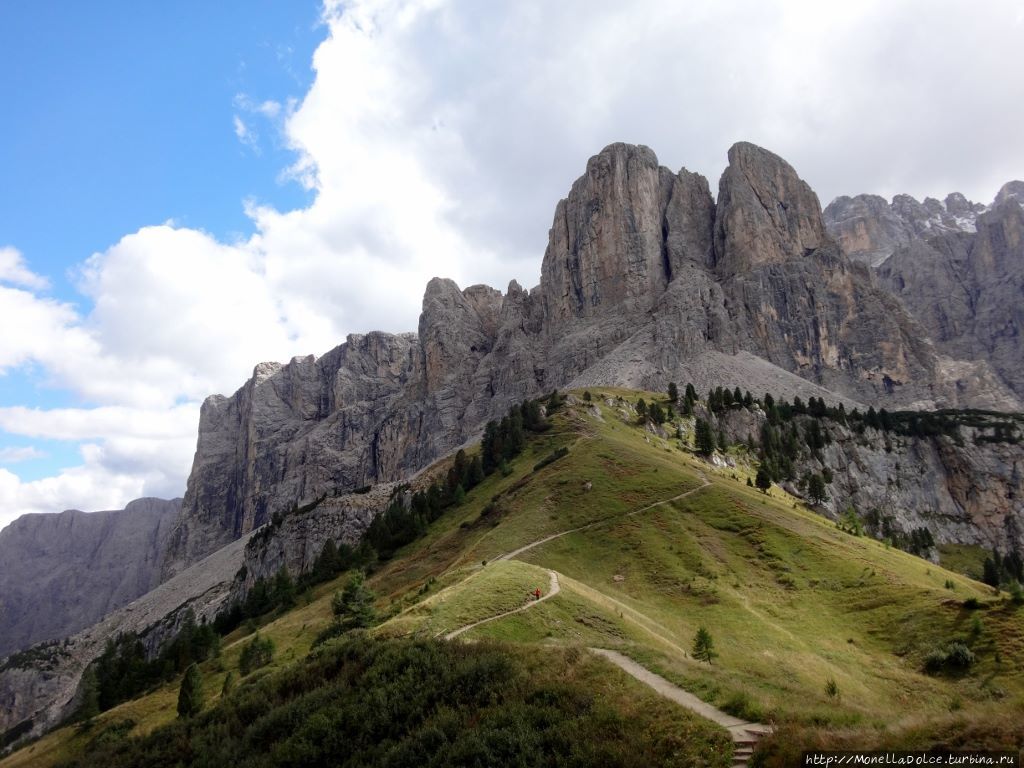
[924,642,975,674]
[963,597,982,610]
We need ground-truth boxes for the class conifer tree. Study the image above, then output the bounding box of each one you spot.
[177,663,204,719]
[692,626,717,663]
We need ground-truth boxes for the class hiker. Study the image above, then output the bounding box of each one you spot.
[533,587,542,601]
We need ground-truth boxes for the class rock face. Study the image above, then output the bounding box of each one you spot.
[0,498,181,658]
[162,141,1020,578]
[713,408,1024,553]
[877,196,1024,398]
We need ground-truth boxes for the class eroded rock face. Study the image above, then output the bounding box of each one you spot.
[161,141,1020,578]
[0,498,181,658]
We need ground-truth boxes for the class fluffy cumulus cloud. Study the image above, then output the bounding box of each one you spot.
[2,0,1023,528]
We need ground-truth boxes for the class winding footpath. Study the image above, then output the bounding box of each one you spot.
[443,570,560,640]
[589,649,772,767]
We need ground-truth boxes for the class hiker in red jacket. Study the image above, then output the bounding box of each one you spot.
[533,587,542,601]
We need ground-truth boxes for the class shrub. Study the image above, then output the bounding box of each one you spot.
[924,642,975,674]
[963,597,982,610]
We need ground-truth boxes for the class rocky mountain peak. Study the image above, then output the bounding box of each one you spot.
[995,180,1024,208]
[713,141,827,278]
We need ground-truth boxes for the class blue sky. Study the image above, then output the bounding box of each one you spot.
[0,1,319,302]
[1,0,1022,528]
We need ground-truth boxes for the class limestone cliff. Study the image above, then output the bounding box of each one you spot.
[0,498,181,658]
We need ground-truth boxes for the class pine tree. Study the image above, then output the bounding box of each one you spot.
[649,402,665,425]
[77,666,100,722]
[177,663,204,719]
[695,419,715,455]
[636,399,648,419]
[332,571,376,630]
[314,539,341,582]
[668,382,679,402]
[755,465,772,493]
[453,484,466,505]
[807,474,829,505]
[685,383,698,403]
[238,634,274,676]
[272,566,296,609]
[467,455,484,488]
[221,671,235,698]
[692,626,717,663]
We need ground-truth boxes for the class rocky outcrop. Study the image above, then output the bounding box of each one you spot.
[161,141,1020,578]
[877,197,1024,397]
[0,498,181,658]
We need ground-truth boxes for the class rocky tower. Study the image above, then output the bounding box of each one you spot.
[159,141,1020,577]
[713,141,826,277]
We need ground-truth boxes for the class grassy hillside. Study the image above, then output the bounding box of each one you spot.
[5,389,1023,767]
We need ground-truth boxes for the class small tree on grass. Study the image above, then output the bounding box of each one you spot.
[636,399,648,421]
[668,382,679,403]
[807,474,829,505]
[332,571,376,631]
[239,634,274,676]
[177,663,204,718]
[755,465,772,493]
[692,626,717,663]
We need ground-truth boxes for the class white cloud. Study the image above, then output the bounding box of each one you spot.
[3,0,1024,528]
[0,446,46,464]
[0,246,49,291]
[233,115,260,153]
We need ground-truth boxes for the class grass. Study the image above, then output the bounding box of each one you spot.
[5,388,1023,766]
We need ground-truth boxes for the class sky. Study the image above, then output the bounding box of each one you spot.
[1,0,1023,529]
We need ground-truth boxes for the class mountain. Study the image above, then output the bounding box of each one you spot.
[161,141,1020,579]
[0,498,181,658]
[823,190,988,267]
[877,192,1024,398]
